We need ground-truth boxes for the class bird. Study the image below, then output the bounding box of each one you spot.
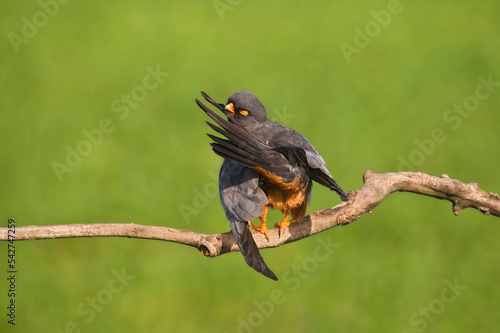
[195,90,348,280]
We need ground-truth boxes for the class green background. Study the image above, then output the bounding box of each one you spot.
[1,1,499,332]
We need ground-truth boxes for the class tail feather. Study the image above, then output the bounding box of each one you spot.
[231,221,278,281]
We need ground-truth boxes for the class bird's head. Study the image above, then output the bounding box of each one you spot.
[223,90,268,125]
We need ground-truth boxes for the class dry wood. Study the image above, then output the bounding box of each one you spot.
[1,171,498,258]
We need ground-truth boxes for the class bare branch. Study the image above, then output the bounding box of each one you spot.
[1,171,498,258]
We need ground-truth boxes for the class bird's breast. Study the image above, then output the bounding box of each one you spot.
[261,182,309,220]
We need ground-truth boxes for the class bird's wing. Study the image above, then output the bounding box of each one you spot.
[219,160,269,222]
[305,150,348,201]
[219,160,277,281]
[200,91,226,112]
[264,122,348,201]
[196,98,307,191]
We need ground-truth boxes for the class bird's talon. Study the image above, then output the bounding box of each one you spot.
[249,221,270,241]
[277,225,284,238]
[274,218,292,238]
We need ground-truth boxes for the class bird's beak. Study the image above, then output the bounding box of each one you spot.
[225,103,235,115]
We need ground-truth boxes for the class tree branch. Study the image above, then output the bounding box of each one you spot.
[1,171,499,258]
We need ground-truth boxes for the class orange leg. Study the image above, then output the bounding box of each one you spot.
[275,211,291,238]
[249,205,270,241]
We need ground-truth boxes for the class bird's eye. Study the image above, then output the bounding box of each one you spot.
[239,110,249,116]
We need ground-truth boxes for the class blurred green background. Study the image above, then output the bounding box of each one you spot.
[1,1,499,332]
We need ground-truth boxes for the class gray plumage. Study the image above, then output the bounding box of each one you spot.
[195,90,348,281]
[219,160,277,280]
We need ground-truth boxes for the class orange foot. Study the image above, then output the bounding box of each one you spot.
[249,205,271,241]
[275,212,291,238]
[249,221,270,241]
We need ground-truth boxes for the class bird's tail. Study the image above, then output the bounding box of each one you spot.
[230,220,278,281]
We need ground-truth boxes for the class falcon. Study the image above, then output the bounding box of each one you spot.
[196,91,348,280]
